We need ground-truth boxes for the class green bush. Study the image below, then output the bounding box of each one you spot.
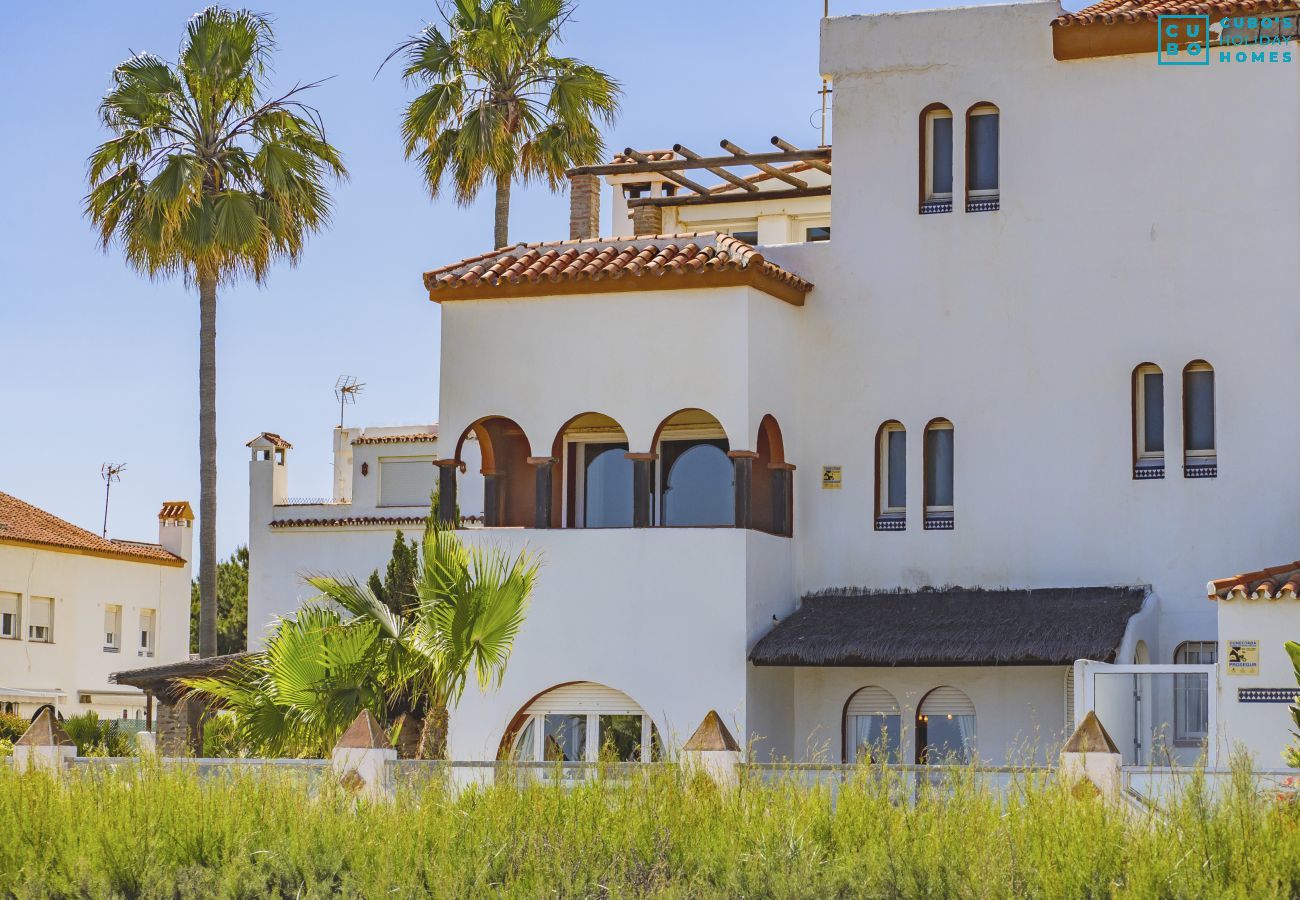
[61,712,134,757]
[0,711,26,743]
[2,759,1299,897]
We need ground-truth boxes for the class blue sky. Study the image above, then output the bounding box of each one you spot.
[0,0,1014,563]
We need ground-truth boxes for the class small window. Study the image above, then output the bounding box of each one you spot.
[29,596,53,643]
[1174,641,1216,745]
[846,686,902,763]
[874,422,906,531]
[920,105,954,214]
[379,458,438,507]
[0,593,19,639]
[805,226,831,243]
[1133,363,1165,479]
[1183,361,1216,477]
[139,609,156,658]
[731,230,759,244]
[923,419,954,530]
[104,604,121,652]
[966,104,999,211]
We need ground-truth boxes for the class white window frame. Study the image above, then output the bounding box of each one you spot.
[878,423,906,516]
[104,604,122,652]
[0,592,19,640]
[1173,640,1217,746]
[966,105,1000,198]
[1134,364,1164,461]
[514,710,656,764]
[561,429,629,528]
[28,596,53,643]
[1183,362,1216,459]
[924,108,954,201]
[923,420,955,515]
[139,608,156,658]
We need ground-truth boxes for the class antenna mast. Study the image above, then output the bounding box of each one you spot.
[334,375,365,427]
[101,462,126,537]
[819,0,832,146]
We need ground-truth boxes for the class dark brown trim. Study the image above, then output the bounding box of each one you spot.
[569,148,830,177]
[627,185,830,209]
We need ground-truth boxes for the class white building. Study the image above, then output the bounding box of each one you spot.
[249,0,1299,766]
[0,492,193,720]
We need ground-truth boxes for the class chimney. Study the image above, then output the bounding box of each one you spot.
[632,204,663,237]
[157,501,195,563]
[568,173,601,239]
[333,427,359,502]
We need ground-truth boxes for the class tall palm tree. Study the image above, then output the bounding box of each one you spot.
[394,0,620,248]
[85,7,346,658]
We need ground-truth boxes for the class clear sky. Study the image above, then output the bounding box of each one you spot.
[1,0,1021,564]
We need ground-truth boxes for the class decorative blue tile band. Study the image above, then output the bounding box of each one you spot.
[1134,464,1165,480]
[920,199,952,215]
[923,515,954,531]
[874,516,906,532]
[1239,688,1300,704]
[966,197,1000,213]
[1184,463,1217,479]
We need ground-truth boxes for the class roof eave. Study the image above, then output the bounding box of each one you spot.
[0,536,186,568]
[426,267,810,307]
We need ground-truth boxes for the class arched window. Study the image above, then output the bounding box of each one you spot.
[504,682,660,763]
[553,413,634,528]
[1182,361,1216,478]
[916,686,976,764]
[653,409,733,527]
[923,419,954,530]
[753,415,792,536]
[1132,363,1164,479]
[845,686,902,763]
[874,421,906,531]
[965,103,999,212]
[919,104,953,214]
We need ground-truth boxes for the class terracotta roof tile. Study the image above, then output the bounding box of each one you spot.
[1208,559,1300,600]
[351,429,439,445]
[611,149,676,165]
[0,491,184,566]
[158,501,194,521]
[269,514,484,529]
[1055,0,1297,26]
[246,432,292,449]
[423,232,813,305]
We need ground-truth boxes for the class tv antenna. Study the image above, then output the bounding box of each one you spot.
[818,0,832,146]
[101,462,126,537]
[334,375,365,427]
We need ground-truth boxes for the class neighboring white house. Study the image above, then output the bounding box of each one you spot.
[0,492,193,720]
[249,0,1299,765]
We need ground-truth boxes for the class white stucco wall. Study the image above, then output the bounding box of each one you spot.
[0,537,191,718]
[1216,599,1300,766]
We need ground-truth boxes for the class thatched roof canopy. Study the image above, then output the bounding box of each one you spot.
[111,652,252,703]
[750,587,1148,667]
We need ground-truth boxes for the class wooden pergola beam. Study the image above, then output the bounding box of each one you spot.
[673,144,759,194]
[771,136,832,174]
[568,148,831,177]
[721,140,808,190]
[627,185,831,209]
[622,148,711,195]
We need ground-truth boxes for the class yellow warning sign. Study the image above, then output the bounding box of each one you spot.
[822,466,842,490]
[1226,640,1259,676]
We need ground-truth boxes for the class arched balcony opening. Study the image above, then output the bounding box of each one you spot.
[651,409,733,527]
[752,414,793,536]
[843,686,902,764]
[551,413,635,529]
[916,686,977,764]
[453,416,533,528]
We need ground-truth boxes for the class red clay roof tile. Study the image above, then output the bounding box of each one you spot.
[1055,0,1296,26]
[1208,559,1300,600]
[0,491,183,566]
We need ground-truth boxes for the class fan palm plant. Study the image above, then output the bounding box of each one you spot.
[187,525,539,758]
[85,7,346,658]
[393,0,621,248]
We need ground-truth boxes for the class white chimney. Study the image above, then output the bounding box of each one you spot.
[156,501,194,563]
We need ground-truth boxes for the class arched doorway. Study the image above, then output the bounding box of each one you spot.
[652,409,732,527]
[455,416,533,527]
[551,413,635,528]
[500,682,660,763]
[753,414,791,535]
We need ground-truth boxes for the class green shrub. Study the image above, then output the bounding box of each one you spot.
[61,712,134,757]
[2,759,1299,897]
[0,711,26,744]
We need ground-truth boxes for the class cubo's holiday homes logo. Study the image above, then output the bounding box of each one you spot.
[1158,13,1296,65]
[1158,15,1210,64]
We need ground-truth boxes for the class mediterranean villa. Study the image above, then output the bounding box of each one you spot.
[223,0,1297,766]
[0,493,193,720]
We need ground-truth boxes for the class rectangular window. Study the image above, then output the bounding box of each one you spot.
[924,425,954,512]
[805,226,831,243]
[731,230,758,244]
[1134,364,1165,479]
[1174,641,1216,744]
[104,604,121,651]
[28,597,53,642]
[542,714,587,762]
[927,111,953,199]
[378,458,437,507]
[967,108,999,194]
[0,593,18,639]
[139,609,155,657]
